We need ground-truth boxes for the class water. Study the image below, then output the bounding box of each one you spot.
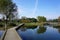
[17,25,60,40]
[0,30,4,38]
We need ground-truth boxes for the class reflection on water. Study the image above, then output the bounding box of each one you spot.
[53,26,60,33]
[58,28,60,33]
[17,25,60,40]
[37,26,46,34]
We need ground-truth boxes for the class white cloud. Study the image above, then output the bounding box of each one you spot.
[32,0,38,17]
[18,8,24,14]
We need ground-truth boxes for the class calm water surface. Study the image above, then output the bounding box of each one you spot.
[0,30,4,38]
[17,25,60,40]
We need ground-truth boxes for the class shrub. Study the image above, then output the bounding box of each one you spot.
[8,23,17,26]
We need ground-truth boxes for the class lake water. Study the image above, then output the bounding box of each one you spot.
[17,25,60,40]
[0,30,4,38]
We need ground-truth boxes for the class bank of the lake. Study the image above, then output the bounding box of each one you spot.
[23,23,45,27]
[0,22,60,30]
[23,22,60,28]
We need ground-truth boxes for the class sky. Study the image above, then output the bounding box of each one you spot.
[13,0,60,19]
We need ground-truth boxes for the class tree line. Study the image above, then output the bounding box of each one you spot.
[16,16,60,23]
[0,16,60,23]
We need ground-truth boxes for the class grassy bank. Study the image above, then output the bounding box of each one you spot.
[0,22,60,30]
[53,24,60,28]
[22,22,60,28]
[0,22,44,30]
[23,22,44,27]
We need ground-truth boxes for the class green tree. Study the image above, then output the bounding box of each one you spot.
[26,18,37,22]
[21,16,27,20]
[0,0,17,30]
[37,16,46,22]
[20,17,37,23]
[52,19,58,22]
[58,16,60,22]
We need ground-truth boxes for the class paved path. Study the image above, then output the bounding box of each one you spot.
[4,28,22,40]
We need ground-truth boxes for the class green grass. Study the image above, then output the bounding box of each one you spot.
[23,22,44,27]
[53,24,60,28]
[0,22,60,30]
[0,22,44,30]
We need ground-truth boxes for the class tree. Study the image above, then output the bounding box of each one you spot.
[58,16,60,22]
[26,18,37,22]
[53,19,58,22]
[20,17,37,23]
[37,16,46,22]
[0,0,17,30]
[21,16,27,20]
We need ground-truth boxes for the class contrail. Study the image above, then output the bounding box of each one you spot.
[32,0,38,17]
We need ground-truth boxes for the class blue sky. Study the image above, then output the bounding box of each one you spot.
[13,0,60,19]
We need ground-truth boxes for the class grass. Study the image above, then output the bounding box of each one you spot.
[23,22,44,27]
[53,24,60,28]
[0,27,5,30]
[0,22,60,30]
[0,22,49,30]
